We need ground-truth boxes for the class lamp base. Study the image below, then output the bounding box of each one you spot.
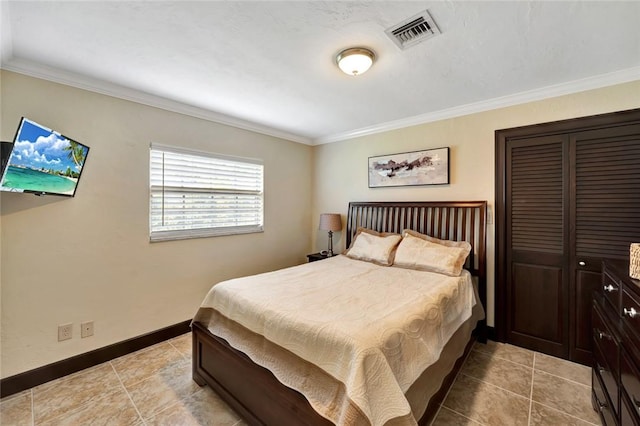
[328,231,334,257]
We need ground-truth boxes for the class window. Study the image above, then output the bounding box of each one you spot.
[149,144,263,242]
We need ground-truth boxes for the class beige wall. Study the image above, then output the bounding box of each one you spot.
[2,69,639,378]
[312,80,640,328]
[0,71,313,378]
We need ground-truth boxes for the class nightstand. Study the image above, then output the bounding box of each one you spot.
[307,252,331,262]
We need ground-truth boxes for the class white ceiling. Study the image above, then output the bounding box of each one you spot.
[1,1,639,145]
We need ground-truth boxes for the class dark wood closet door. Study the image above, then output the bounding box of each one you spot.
[497,109,640,365]
[570,124,640,364]
[506,135,570,358]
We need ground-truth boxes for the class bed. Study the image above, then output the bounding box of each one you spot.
[192,201,487,425]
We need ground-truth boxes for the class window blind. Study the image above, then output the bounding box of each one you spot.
[150,144,264,242]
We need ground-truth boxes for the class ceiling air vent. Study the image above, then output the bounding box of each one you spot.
[385,10,440,50]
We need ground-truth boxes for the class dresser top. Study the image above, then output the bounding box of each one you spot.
[605,259,640,294]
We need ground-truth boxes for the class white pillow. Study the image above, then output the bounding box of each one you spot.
[393,231,471,276]
[345,228,402,266]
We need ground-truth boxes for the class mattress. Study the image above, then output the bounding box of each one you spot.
[193,255,483,426]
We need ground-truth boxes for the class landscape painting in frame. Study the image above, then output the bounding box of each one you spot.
[368,147,450,188]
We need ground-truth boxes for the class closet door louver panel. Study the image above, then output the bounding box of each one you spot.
[506,136,568,358]
[575,126,640,260]
[510,142,564,254]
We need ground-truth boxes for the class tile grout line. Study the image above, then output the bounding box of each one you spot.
[30,382,127,425]
[458,371,532,401]
[471,345,594,424]
[168,339,190,362]
[109,340,201,424]
[528,352,536,426]
[447,370,531,424]
[142,387,208,424]
[532,367,591,388]
[30,389,35,426]
[531,351,598,425]
[432,342,479,425]
[471,347,535,369]
[530,350,592,387]
[109,361,146,425]
[437,406,485,425]
[110,342,188,389]
[533,400,601,426]
[471,347,536,370]
[163,337,248,425]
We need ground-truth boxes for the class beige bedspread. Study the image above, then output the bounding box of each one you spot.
[193,255,478,426]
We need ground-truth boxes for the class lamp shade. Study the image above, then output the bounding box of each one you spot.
[336,48,375,76]
[319,213,342,232]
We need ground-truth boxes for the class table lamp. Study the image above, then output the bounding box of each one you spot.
[319,213,342,256]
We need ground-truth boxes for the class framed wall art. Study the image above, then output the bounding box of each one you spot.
[368,147,450,188]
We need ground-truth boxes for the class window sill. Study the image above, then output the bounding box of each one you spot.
[150,226,264,242]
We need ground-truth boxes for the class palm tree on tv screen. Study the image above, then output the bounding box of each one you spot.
[63,141,86,169]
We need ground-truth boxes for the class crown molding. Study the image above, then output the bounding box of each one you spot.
[1,58,313,146]
[313,66,640,145]
[3,58,638,147]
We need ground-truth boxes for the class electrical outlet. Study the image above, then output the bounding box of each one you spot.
[80,321,94,338]
[58,323,72,341]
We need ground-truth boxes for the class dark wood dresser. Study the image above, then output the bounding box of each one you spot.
[592,260,640,425]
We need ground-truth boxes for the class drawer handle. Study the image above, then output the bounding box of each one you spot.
[579,261,586,266]
[594,328,612,340]
[598,400,608,412]
[596,361,607,375]
[603,284,617,293]
[624,307,639,318]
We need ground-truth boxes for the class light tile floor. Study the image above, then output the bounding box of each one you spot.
[1,334,599,425]
[433,340,599,426]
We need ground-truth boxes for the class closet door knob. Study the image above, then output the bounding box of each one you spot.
[603,284,616,292]
[624,307,638,318]
[579,261,586,266]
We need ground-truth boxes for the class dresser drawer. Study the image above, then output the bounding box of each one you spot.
[622,349,640,420]
[594,303,621,375]
[594,341,620,417]
[622,390,640,426]
[594,368,618,426]
[603,269,622,313]
[594,303,620,417]
[622,288,640,343]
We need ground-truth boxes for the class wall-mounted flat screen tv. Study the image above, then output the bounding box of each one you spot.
[0,117,90,197]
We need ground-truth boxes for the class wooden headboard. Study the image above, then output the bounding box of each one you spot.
[346,201,487,336]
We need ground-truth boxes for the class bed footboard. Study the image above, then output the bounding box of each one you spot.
[192,321,332,426]
[193,321,477,426]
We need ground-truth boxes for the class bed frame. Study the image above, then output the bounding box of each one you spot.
[193,201,487,425]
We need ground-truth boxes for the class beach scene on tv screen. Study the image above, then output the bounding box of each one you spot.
[1,119,88,195]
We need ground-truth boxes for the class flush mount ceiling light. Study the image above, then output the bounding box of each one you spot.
[336,47,376,76]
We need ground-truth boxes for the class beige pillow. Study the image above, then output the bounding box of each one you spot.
[344,228,402,266]
[394,230,471,276]
[402,229,472,250]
